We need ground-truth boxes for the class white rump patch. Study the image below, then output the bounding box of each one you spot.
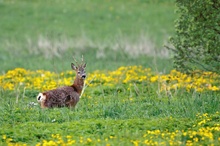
[36,93,46,102]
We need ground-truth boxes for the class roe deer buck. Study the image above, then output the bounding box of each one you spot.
[36,56,86,108]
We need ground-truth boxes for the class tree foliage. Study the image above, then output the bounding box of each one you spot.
[168,0,220,73]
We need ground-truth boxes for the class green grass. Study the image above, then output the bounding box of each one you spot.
[0,0,176,73]
[0,83,219,145]
[0,49,173,74]
[0,0,175,43]
[0,0,219,145]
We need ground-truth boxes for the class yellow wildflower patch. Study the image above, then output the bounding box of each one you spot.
[0,66,219,92]
[2,123,219,146]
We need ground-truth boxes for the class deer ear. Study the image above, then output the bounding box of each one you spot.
[71,63,77,70]
[83,63,86,68]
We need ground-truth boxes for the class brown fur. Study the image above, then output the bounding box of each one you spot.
[41,86,80,108]
[37,60,86,108]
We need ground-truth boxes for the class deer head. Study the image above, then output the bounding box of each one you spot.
[71,55,86,80]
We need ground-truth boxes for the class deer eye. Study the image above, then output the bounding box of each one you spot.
[77,71,81,74]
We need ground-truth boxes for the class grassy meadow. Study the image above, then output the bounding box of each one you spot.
[0,0,219,146]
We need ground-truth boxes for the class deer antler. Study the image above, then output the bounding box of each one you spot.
[72,56,79,66]
[72,55,85,66]
[81,55,84,63]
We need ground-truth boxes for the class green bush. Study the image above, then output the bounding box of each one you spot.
[168,0,220,73]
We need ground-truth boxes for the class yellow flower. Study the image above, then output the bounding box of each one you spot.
[87,138,92,143]
[2,134,6,140]
[131,140,139,146]
[150,76,158,82]
[66,135,72,139]
[35,142,41,146]
[0,66,219,92]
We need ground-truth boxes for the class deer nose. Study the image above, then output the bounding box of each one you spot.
[82,75,86,79]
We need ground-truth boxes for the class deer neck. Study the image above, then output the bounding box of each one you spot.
[71,77,84,94]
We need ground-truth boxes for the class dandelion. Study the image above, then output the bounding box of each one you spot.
[150,76,158,82]
[66,135,72,139]
[0,66,219,92]
[87,138,92,143]
[131,140,139,146]
[2,134,6,140]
